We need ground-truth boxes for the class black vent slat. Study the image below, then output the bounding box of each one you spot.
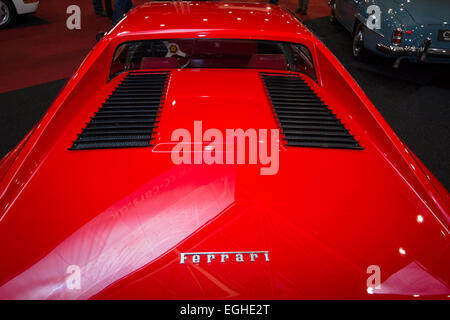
[111,92,164,96]
[90,116,158,122]
[89,118,157,125]
[94,110,160,115]
[264,85,314,89]
[279,119,341,125]
[120,80,167,83]
[270,97,323,103]
[79,130,154,137]
[103,101,162,105]
[72,141,151,150]
[118,84,165,88]
[75,135,152,143]
[266,83,310,88]
[124,75,168,78]
[107,95,164,100]
[110,93,165,97]
[278,115,341,121]
[122,76,168,80]
[267,101,325,106]
[70,71,169,150]
[103,100,162,105]
[287,141,361,149]
[270,94,321,98]
[100,106,161,111]
[262,73,362,150]
[119,82,166,85]
[285,136,357,143]
[111,90,165,94]
[84,124,157,131]
[270,94,322,100]
[85,121,158,128]
[117,84,165,88]
[276,110,333,116]
[125,75,168,79]
[116,80,166,83]
[92,113,159,119]
[116,87,165,91]
[273,106,329,111]
[123,77,167,81]
[282,124,348,131]
[283,130,351,137]
[113,87,166,91]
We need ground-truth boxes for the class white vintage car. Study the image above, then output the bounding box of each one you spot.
[0,0,39,29]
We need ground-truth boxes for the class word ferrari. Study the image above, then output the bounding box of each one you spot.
[180,251,270,264]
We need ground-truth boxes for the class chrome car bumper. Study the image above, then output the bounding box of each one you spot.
[376,38,450,67]
[377,38,450,61]
[376,44,450,58]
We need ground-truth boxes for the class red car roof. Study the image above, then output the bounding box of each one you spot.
[107,2,314,43]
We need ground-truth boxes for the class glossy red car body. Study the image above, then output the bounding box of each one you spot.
[0,2,449,300]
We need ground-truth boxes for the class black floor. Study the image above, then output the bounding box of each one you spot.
[305,17,450,190]
[0,78,67,158]
[7,15,50,29]
[0,17,449,189]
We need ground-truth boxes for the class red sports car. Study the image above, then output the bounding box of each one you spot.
[0,2,449,300]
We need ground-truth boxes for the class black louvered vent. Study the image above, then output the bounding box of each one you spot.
[70,71,169,150]
[261,72,362,150]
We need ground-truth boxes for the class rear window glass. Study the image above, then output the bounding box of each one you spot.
[110,39,316,80]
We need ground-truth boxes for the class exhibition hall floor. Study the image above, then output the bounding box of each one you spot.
[0,0,449,190]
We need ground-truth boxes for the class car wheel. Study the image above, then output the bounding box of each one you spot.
[0,0,15,29]
[329,1,337,24]
[352,23,367,60]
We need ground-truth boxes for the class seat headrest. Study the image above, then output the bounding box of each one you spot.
[248,54,287,70]
[140,57,179,69]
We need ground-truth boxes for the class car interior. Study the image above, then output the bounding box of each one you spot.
[110,39,316,80]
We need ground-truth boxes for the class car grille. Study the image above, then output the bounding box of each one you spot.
[261,72,362,150]
[69,71,169,150]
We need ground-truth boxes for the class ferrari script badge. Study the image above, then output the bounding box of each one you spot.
[180,251,270,264]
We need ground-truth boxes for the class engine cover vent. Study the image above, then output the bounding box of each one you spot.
[261,72,362,150]
[70,71,169,150]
